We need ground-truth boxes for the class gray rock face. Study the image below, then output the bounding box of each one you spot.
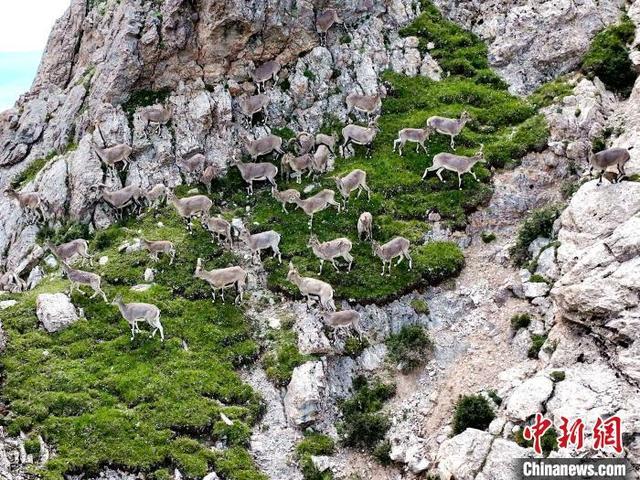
[505,375,554,421]
[552,180,640,383]
[36,293,79,333]
[284,361,325,426]
[0,0,430,276]
[433,0,625,94]
[436,429,493,480]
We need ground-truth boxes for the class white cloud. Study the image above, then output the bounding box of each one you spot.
[0,0,70,52]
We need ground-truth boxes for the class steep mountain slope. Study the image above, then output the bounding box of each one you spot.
[0,0,639,479]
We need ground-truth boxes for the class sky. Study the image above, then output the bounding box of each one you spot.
[0,1,70,110]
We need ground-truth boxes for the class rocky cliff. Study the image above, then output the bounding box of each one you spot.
[0,0,639,479]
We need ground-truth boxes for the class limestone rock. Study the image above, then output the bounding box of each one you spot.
[284,361,325,426]
[522,281,550,299]
[36,293,79,333]
[476,439,533,480]
[437,429,493,480]
[433,0,625,94]
[505,376,554,421]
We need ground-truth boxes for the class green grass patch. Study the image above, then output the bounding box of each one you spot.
[528,78,573,110]
[262,326,315,387]
[338,376,395,453]
[296,432,335,480]
[452,394,495,435]
[11,152,57,189]
[386,324,433,373]
[224,1,549,302]
[582,15,637,96]
[0,205,268,480]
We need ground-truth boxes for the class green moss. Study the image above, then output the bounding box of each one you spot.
[409,298,430,315]
[296,433,335,480]
[510,206,561,266]
[480,231,496,243]
[528,78,573,110]
[582,16,637,95]
[338,376,395,452]
[510,313,531,330]
[452,394,495,435]
[262,327,314,387]
[528,334,547,359]
[386,324,433,373]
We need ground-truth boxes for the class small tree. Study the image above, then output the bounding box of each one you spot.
[452,394,495,435]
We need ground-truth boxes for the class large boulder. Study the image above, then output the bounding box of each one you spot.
[36,293,79,333]
[476,439,533,480]
[283,361,325,426]
[437,429,493,480]
[505,375,554,421]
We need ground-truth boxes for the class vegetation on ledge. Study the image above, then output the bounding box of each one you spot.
[582,15,636,96]
[1,207,267,480]
[202,0,550,303]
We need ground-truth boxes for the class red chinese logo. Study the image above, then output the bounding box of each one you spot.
[592,416,623,454]
[523,413,552,455]
[523,414,623,455]
[558,416,585,450]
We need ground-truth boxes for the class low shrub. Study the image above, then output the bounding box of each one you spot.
[481,231,496,243]
[487,390,502,406]
[582,16,636,95]
[24,436,41,457]
[410,298,430,315]
[510,206,561,266]
[452,394,495,434]
[550,371,566,382]
[372,440,392,465]
[511,313,531,330]
[386,324,433,373]
[528,334,548,359]
[338,377,395,452]
[515,428,559,456]
[343,336,369,358]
